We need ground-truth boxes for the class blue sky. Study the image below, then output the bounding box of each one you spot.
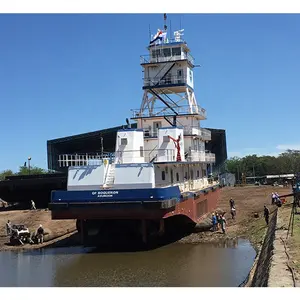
[1,13,300,172]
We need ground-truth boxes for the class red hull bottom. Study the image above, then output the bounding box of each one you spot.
[164,186,220,223]
[51,186,221,225]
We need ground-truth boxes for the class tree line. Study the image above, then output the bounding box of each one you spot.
[223,150,300,179]
[0,165,51,180]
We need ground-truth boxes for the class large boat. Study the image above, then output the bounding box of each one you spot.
[49,17,221,245]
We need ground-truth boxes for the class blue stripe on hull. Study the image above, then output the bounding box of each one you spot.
[51,186,181,203]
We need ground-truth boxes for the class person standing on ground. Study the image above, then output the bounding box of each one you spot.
[264,205,270,225]
[216,212,221,230]
[36,225,44,244]
[229,198,235,209]
[31,200,36,210]
[220,213,227,234]
[230,206,236,219]
[6,220,12,236]
[211,213,217,231]
[271,192,276,205]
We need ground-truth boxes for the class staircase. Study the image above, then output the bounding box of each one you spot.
[104,164,115,188]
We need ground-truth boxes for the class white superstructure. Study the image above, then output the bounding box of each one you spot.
[58,23,217,192]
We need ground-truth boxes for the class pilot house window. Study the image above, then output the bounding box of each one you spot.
[172,47,181,56]
[163,48,171,57]
[152,49,161,58]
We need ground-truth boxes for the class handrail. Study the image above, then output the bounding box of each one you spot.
[140,51,194,65]
[131,105,206,118]
[143,75,187,87]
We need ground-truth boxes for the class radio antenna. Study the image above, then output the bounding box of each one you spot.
[164,13,167,31]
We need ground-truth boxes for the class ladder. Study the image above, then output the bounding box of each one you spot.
[104,164,115,187]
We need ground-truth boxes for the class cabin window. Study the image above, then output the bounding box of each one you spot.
[176,172,179,181]
[163,48,171,57]
[153,121,162,136]
[121,138,127,145]
[197,170,200,178]
[191,170,194,179]
[172,47,181,56]
[152,49,160,58]
[140,146,144,157]
[162,171,166,181]
[202,169,207,177]
[165,73,172,84]
[177,69,183,84]
[185,172,188,180]
[189,69,193,83]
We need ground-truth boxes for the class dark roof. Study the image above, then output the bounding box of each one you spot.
[47,124,135,144]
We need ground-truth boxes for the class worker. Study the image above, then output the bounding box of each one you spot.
[271,192,276,205]
[211,213,217,231]
[36,225,44,244]
[229,198,235,209]
[264,205,270,225]
[220,213,227,234]
[230,206,236,219]
[6,220,12,236]
[31,200,36,210]
[216,212,221,230]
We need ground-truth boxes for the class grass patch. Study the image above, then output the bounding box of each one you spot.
[289,211,300,275]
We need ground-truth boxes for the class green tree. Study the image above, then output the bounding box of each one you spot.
[17,165,48,175]
[0,169,14,180]
[225,149,300,178]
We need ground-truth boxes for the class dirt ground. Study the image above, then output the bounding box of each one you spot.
[0,209,76,251]
[179,185,292,249]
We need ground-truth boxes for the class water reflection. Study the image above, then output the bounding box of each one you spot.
[0,239,256,287]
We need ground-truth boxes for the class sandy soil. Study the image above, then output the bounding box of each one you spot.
[0,209,76,251]
[179,185,291,249]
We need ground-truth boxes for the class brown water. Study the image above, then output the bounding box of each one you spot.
[0,239,256,287]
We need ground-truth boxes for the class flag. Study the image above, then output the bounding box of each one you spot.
[149,29,167,45]
[24,162,27,167]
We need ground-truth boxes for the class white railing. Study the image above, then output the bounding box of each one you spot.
[143,75,187,87]
[58,153,113,168]
[58,149,179,167]
[143,126,211,141]
[114,149,176,164]
[182,127,211,140]
[140,52,194,65]
[131,105,206,119]
[205,153,216,163]
[187,150,216,163]
[58,149,215,167]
